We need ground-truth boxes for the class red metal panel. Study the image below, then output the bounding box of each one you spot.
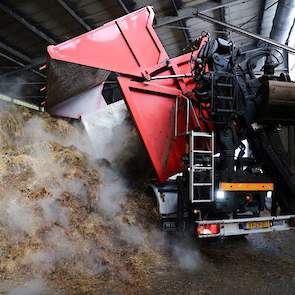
[118,76,209,181]
[118,77,186,182]
[117,38,210,181]
[47,6,168,77]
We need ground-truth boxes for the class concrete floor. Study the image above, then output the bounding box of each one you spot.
[146,231,295,295]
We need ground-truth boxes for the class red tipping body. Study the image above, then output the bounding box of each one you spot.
[47,6,210,182]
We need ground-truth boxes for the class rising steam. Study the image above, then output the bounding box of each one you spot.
[0,101,162,294]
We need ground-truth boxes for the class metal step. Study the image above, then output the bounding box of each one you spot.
[193,150,212,154]
[192,166,212,170]
[217,82,233,88]
[217,95,234,101]
[192,131,212,137]
[193,183,212,186]
[216,108,234,113]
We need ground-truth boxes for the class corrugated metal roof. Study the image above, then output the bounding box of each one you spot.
[0,0,278,106]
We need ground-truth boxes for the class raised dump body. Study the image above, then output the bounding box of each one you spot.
[46,6,295,238]
[46,6,209,182]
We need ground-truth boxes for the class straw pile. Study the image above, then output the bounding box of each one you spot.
[0,104,163,294]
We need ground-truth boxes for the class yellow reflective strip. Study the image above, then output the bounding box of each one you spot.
[219,182,274,191]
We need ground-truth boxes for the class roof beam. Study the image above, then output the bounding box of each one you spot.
[0,2,56,44]
[170,0,192,44]
[117,0,129,14]
[0,40,31,63]
[0,52,45,78]
[194,11,295,54]
[0,56,47,78]
[155,0,243,28]
[55,0,92,31]
[0,39,46,78]
[0,66,19,71]
[217,1,229,39]
[116,0,136,14]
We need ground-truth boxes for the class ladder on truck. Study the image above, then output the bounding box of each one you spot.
[189,131,215,203]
